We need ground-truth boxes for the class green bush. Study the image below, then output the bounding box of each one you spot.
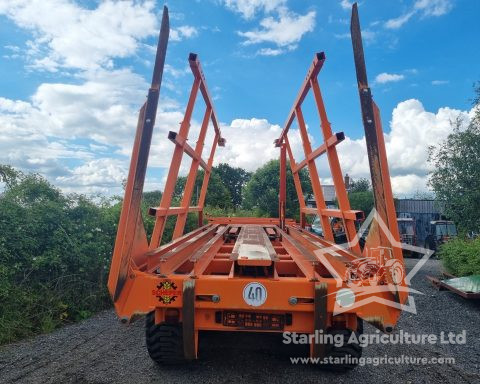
[0,172,119,344]
[438,237,480,276]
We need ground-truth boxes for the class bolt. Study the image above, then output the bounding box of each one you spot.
[212,294,221,303]
[288,296,298,305]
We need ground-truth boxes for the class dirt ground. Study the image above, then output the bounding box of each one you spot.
[1,259,479,384]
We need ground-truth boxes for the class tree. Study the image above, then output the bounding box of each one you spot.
[348,191,374,215]
[428,88,480,232]
[343,177,374,214]
[174,169,232,209]
[214,163,251,209]
[349,178,370,193]
[243,159,312,218]
[412,190,435,200]
[0,165,21,188]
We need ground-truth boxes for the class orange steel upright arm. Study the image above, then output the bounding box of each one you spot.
[283,136,307,228]
[278,143,286,230]
[108,7,169,301]
[148,53,225,249]
[275,52,362,254]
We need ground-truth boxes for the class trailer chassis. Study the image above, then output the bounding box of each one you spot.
[108,3,408,369]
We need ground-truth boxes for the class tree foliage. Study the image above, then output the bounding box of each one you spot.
[348,191,374,215]
[214,163,251,209]
[428,86,480,232]
[0,172,119,343]
[346,178,374,215]
[174,169,232,210]
[0,165,21,188]
[349,177,370,193]
[243,159,312,218]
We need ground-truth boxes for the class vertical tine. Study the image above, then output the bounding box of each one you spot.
[110,6,170,302]
[350,3,403,308]
[350,2,368,88]
[350,2,389,231]
[151,6,169,89]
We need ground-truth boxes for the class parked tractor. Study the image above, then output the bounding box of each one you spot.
[425,220,458,252]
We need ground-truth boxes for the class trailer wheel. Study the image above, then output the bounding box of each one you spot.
[323,319,363,371]
[145,312,184,364]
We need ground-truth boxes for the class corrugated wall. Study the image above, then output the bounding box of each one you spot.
[395,199,444,246]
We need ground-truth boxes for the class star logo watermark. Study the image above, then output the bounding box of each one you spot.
[314,208,434,315]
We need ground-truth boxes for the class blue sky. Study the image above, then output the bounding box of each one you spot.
[0,0,478,196]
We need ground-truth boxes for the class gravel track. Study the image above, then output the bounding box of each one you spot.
[1,259,479,384]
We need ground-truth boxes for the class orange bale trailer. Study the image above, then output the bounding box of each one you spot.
[108,3,408,370]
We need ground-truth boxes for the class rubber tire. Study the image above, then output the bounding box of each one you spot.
[322,319,363,371]
[145,312,184,364]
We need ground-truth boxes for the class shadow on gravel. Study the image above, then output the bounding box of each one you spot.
[152,331,346,379]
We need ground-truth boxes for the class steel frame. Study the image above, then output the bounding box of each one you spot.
[427,275,480,299]
[149,53,225,249]
[274,51,362,255]
[108,3,408,361]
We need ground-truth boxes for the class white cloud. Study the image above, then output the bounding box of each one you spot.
[385,0,453,29]
[164,64,190,78]
[56,158,127,193]
[0,0,157,71]
[0,65,189,193]
[390,174,429,195]
[256,45,296,56]
[225,1,315,55]
[414,0,453,16]
[385,11,415,29]
[374,72,405,84]
[339,0,355,11]
[337,99,473,195]
[334,29,376,43]
[223,0,287,19]
[170,25,199,42]
[360,29,377,42]
[0,96,93,180]
[31,68,148,142]
[238,9,316,47]
[431,80,449,85]
[0,0,204,194]
[257,47,284,56]
[213,118,304,172]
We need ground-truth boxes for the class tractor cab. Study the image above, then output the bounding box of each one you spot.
[397,217,416,246]
[425,220,457,251]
